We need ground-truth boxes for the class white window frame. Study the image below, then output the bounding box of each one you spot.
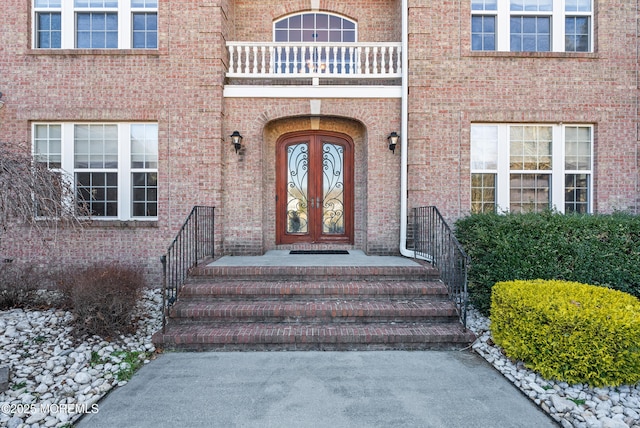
[32,122,158,221]
[273,12,358,43]
[471,123,593,214]
[471,0,593,52]
[32,0,158,49]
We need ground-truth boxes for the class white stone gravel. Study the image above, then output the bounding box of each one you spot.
[1,291,639,428]
[0,289,162,428]
[467,307,640,428]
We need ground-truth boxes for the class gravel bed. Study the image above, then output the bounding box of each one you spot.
[467,308,640,428]
[0,292,638,428]
[0,289,162,428]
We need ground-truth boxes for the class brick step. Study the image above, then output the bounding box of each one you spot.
[154,259,476,352]
[190,264,440,281]
[179,280,449,300]
[169,299,459,323]
[152,322,477,351]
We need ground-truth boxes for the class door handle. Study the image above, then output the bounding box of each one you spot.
[308,198,321,209]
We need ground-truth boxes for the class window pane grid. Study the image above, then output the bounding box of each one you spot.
[74,0,118,7]
[474,0,592,53]
[509,173,550,213]
[510,0,553,12]
[37,12,62,48]
[472,0,498,11]
[34,122,158,220]
[74,124,118,168]
[132,12,158,48]
[472,15,496,51]
[565,126,592,171]
[471,173,497,213]
[76,12,118,48]
[35,171,64,218]
[35,1,154,49]
[76,172,118,217]
[132,172,158,217]
[35,0,62,7]
[471,123,592,214]
[565,174,589,213]
[471,126,498,170]
[509,126,552,170]
[565,0,592,12]
[565,16,590,52]
[131,0,157,7]
[274,13,356,43]
[130,124,158,168]
[34,124,62,168]
[510,16,550,51]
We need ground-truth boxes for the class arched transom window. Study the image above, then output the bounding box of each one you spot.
[274,13,357,43]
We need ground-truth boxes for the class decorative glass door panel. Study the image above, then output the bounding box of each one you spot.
[276,132,353,244]
[286,143,309,233]
[322,143,344,234]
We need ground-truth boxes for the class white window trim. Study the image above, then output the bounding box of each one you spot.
[33,122,158,221]
[471,123,593,214]
[33,0,158,49]
[272,12,358,42]
[472,0,593,52]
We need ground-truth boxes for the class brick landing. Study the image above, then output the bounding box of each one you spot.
[153,262,475,351]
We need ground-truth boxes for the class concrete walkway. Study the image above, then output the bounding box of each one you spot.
[77,351,557,428]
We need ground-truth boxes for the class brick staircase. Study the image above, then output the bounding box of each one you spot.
[152,262,475,351]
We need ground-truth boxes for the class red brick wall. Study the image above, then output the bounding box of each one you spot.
[232,0,400,43]
[1,0,638,280]
[407,1,639,221]
[0,0,230,281]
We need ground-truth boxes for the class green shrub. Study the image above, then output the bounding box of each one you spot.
[455,211,640,315]
[491,279,640,387]
[58,264,145,338]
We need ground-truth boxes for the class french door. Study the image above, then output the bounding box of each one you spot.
[276,132,354,244]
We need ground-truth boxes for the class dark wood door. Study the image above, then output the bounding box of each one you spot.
[276,132,354,244]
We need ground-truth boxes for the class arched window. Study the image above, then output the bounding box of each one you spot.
[272,13,357,74]
[274,13,356,43]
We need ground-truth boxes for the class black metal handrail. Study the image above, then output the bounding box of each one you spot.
[160,206,215,332]
[411,206,469,327]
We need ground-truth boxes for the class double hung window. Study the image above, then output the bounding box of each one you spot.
[33,123,158,219]
[33,0,158,49]
[471,124,592,214]
[471,0,592,52]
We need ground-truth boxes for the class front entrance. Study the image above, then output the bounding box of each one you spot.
[276,131,354,244]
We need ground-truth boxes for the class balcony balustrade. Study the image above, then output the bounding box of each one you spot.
[227,42,402,80]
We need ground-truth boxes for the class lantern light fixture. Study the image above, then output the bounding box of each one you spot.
[230,131,243,154]
[387,131,399,154]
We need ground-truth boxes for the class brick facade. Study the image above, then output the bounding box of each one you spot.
[0,0,638,282]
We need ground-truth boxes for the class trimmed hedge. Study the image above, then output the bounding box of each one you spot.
[455,211,640,315]
[491,279,640,387]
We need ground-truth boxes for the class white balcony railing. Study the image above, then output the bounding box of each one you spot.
[227,42,402,79]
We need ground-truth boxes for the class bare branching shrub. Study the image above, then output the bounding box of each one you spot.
[58,264,146,338]
[0,141,89,247]
[0,262,55,309]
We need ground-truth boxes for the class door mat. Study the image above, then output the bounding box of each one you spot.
[289,250,350,255]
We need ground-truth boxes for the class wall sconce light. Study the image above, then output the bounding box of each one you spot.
[230,130,243,154]
[0,92,4,110]
[387,131,399,154]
